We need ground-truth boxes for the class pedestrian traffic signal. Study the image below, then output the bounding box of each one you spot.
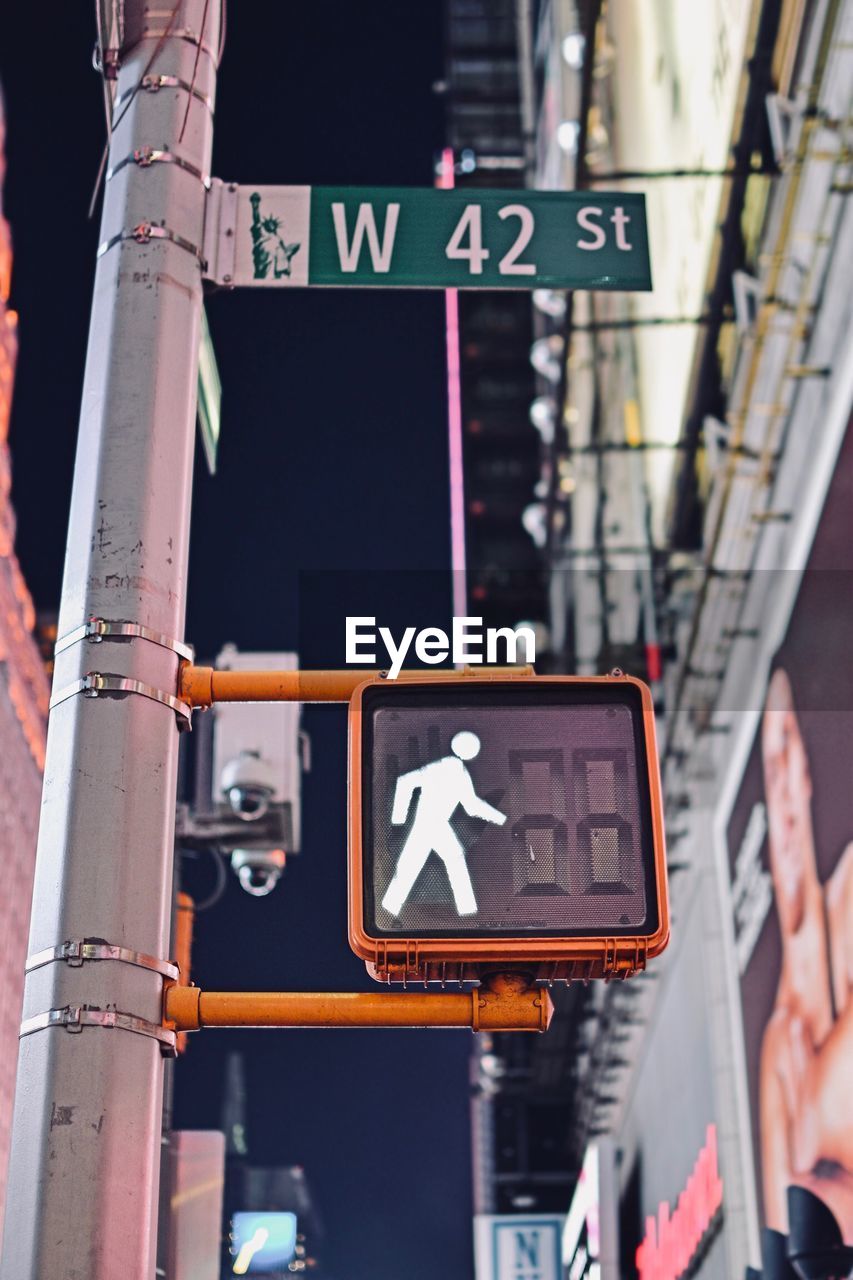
[348,674,668,981]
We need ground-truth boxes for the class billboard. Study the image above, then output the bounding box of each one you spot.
[230,1212,298,1275]
[724,424,853,1242]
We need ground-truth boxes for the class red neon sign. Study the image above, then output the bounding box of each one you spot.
[635,1124,723,1280]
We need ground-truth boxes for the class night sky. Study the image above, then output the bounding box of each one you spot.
[1,6,474,1278]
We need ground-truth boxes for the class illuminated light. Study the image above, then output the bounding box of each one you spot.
[635,1125,723,1280]
[533,289,567,319]
[562,33,585,69]
[558,460,576,495]
[530,396,556,432]
[586,111,610,157]
[436,146,467,621]
[624,398,642,448]
[645,644,662,684]
[350,675,668,980]
[530,336,564,383]
[381,728,506,917]
[557,121,580,155]
[522,501,548,547]
[233,1227,269,1275]
[511,1194,537,1210]
[231,1213,297,1275]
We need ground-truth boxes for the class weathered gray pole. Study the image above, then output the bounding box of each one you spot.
[0,3,219,1276]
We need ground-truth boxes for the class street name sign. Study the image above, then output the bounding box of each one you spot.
[203,183,652,291]
[347,673,668,982]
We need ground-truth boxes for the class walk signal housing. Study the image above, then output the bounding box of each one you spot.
[348,673,668,982]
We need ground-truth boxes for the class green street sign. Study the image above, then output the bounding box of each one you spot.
[204,184,652,292]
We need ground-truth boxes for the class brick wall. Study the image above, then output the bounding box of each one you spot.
[0,89,50,1222]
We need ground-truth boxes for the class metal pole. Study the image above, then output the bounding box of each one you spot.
[0,4,220,1277]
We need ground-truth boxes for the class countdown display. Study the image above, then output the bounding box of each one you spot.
[348,675,669,977]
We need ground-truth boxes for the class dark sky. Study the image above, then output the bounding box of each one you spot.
[1,6,474,1278]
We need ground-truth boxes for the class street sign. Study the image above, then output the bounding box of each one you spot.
[204,183,652,291]
[474,1214,564,1280]
[348,674,668,981]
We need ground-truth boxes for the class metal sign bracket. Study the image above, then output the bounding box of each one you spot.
[202,178,238,285]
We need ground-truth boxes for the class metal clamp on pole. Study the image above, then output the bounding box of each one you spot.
[106,148,211,188]
[54,617,194,662]
[26,940,179,982]
[114,75,215,114]
[139,24,219,65]
[49,673,193,730]
[20,1007,177,1058]
[97,224,207,269]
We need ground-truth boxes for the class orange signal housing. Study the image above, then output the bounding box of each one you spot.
[348,672,669,984]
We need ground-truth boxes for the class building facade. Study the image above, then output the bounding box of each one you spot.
[0,87,50,1220]
[448,1,853,1276]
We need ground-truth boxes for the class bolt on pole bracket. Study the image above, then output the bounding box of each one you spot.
[20,1006,177,1058]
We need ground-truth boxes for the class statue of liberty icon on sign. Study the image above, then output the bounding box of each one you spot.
[381,730,507,918]
[249,192,301,280]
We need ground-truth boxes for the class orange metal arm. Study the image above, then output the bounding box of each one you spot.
[164,976,552,1033]
[173,891,195,1055]
[180,667,369,707]
[179,665,535,708]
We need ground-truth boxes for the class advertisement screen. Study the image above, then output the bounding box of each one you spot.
[360,682,660,939]
[725,425,853,1241]
[230,1212,298,1275]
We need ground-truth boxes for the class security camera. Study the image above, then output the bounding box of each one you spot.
[220,750,278,822]
[230,847,286,897]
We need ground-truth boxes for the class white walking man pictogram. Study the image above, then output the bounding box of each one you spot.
[381,730,507,918]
